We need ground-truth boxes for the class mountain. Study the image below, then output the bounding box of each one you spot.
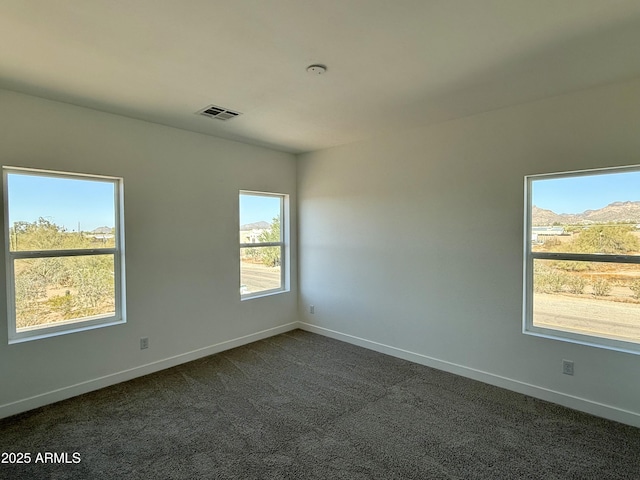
[581,201,640,223]
[240,221,271,231]
[532,201,640,226]
[531,206,577,226]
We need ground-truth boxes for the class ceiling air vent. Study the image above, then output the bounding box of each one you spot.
[198,104,242,121]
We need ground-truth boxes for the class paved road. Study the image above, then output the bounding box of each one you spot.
[534,293,640,342]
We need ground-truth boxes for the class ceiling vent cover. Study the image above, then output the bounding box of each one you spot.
[198,104,242,121]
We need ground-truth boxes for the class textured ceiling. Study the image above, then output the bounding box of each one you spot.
[1,0,640,154]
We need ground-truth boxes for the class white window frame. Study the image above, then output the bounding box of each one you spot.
[239,190,289,300]
[3,167,126,343]
[523,165,640,354]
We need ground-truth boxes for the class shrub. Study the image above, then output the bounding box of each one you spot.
[629,279,640,300]
[547,272,567,293]
[567,276,586,294]
[555,260,591,272]
[592,278,611,297]
[534,270,567,293]
[542,237,561,248]
[47,293,75,320]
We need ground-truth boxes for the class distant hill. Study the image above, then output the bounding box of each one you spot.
[531,206,577,226]
[240,221,270,231]
[532,201,640,226]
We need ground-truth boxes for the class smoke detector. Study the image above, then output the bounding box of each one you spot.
[307,64,327,75]
[197,104,242,121]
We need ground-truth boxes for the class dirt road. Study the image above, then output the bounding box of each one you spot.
[240,262,281,294]
[534,293,640,342]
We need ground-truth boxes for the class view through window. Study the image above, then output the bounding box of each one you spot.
[525,166,640,352]
[239,191,286,298]
[4,167,125,342]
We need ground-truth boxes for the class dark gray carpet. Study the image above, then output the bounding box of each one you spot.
[1,330,639,479]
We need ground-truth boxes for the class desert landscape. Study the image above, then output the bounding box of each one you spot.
[531,200,640,343]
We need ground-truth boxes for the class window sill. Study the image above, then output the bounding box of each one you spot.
[241,288,289,301]
[523,326,640,356]
[9,316,125,344]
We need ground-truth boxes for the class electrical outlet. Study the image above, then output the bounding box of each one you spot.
[562,359,574,376]
[310,305,315,314]
[140,337,149,350]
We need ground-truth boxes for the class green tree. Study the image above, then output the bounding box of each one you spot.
[572,225,640,254]
[11,217,94,251]
[258,215,281,267]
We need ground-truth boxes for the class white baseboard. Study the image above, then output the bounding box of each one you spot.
[0,322,298,420]
[298,322,640,428]
[6,321,639,428]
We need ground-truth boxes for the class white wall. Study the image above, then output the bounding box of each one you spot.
[297,78,640,427]
[0,90,298,417]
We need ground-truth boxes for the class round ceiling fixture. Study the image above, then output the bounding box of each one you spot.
[307,64,327,75]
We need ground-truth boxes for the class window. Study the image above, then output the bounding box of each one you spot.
[3,167,125,342]
[239,191,288,298]
[524,165,640,353]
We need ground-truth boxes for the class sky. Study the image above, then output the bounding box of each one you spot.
[7,167,634,229]
[239,194,280,225]
[8,173,280,232]
[7,173,116,232]
[531,169,640,214]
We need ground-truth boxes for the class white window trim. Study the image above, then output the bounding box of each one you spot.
[3,166,126,343]
[523,165,640,355]
[239,190,289,300]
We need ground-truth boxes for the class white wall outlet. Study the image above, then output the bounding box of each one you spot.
[310,305,315,314]
[562,359,574,375]
[140,337,149,350]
